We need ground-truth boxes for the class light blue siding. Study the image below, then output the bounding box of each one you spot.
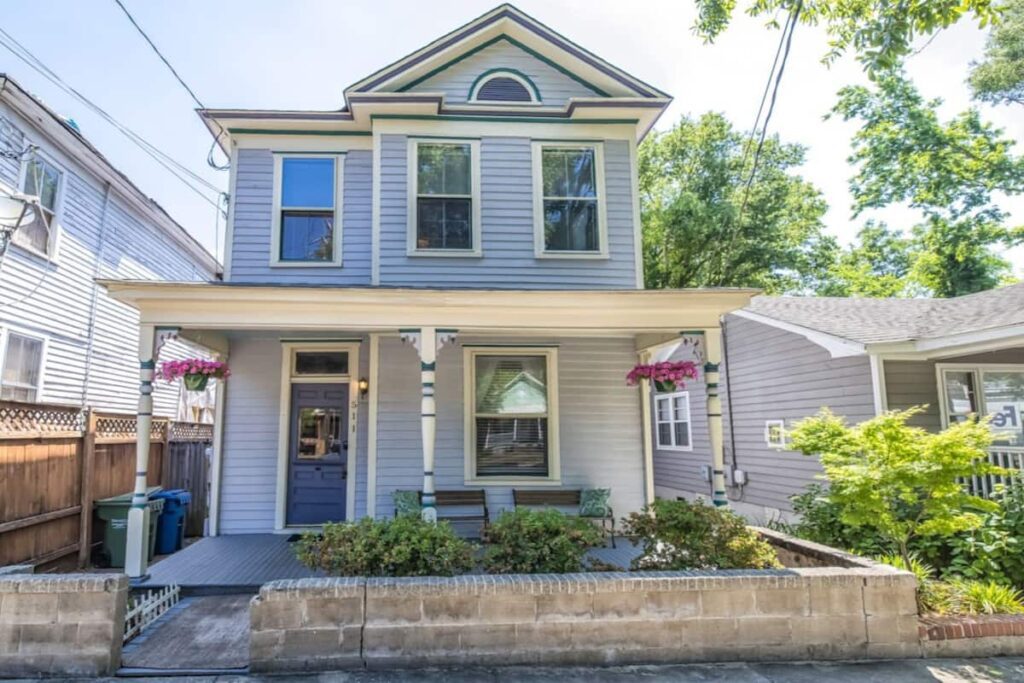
[227,149,372,285]
[0,103,215,415]
[403,38,600,105]
[217,332,371,534]
[378,134,638,288]
[374,335,646,521]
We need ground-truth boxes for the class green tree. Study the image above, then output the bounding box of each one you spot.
[815,222,915,297]
[640,112,835,292]
[831,72,1024,297]
[788,407,1003,568]
[969,0,1024,106]
[693,0,1002,75]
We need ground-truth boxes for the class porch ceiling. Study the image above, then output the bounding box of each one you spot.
[100,281,758,335]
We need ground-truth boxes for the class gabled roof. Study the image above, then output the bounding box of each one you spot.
[346,4,670,99]
[740,283,1024,354]
[0,74,220,276]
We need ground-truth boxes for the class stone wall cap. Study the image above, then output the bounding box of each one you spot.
[0,573,128,593]
[259,577,365,600]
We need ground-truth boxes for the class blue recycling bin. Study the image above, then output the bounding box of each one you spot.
[152,489,192,555]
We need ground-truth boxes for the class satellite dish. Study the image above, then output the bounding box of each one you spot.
[0,193,35,230]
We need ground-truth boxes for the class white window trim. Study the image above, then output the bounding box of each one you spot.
[531,141,609,260]
[764,419,788,450]
[654,390,692,452]
[274,341,361,530]
[270,153,345,268]
[0,325,48,403]
[468,71,541,105]
[463,346,561,485]
[14,146,64,261]
[936,362,1024,451]
[406,138,482,257]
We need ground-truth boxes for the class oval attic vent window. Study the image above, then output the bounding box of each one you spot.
[469,71,538,103]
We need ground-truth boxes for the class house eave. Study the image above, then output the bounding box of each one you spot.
[867,323,1024,361]
[99,280,757,334]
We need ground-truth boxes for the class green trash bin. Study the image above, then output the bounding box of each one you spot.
[95,487,164,568]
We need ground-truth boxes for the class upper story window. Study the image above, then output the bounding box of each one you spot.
[1,331,44,402]
[531,143,607,259]
[271,155,343,266]
[468,70,540,104]
[17,153,61,256]
[407,139,481,256]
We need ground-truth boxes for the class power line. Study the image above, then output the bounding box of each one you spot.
[111,0,229,171]
[0,27,224,209]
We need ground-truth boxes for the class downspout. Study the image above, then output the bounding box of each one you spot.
[81,181,112,407]
[721,315,740,485]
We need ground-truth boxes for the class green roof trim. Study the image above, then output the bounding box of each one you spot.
[228,128,372,136]
[370,114,638,124]
[468,67,542,102]
[396,34,610,98]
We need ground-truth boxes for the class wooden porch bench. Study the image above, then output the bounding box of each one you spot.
[394,489,489,535]
[512,489,615,547]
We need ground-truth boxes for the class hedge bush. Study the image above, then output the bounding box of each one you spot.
[623,498,780,570]
[294,516,476,577]
[483,508,605,574]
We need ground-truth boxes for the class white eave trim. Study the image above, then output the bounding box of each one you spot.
[867,324,1024,360]
[730,310,866,358]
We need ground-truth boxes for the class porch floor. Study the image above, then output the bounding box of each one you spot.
[139,534,642,592]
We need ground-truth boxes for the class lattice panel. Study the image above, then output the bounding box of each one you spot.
[168,421,214,443]
[0,401,84,437]
[95,414,168,442]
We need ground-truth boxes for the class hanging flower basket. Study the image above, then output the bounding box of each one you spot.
[626,361,699,393]
[158,359,230,392]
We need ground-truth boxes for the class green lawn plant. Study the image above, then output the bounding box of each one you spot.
[788,407,1004,569]
[482,508,605,574]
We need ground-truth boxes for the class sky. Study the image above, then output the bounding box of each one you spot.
[2,0,1022,275]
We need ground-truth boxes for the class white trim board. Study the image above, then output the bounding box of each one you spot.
[730,310,867,358]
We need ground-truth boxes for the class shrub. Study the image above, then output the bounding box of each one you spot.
[483,508,604,574]
[294,516,476,577]
[789,484,893,556]
[788,407,1002,567]
[623,498,781,570]
[945,487,1024,587]
[948,579,1024,615]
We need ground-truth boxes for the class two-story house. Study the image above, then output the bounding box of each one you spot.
[0,74,219,420]
[104,4,756,578]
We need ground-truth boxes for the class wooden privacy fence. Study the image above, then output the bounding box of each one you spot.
[0,400,213,568]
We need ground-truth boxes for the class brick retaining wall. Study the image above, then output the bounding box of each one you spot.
[0,569,128,677]
[250,566,919,671]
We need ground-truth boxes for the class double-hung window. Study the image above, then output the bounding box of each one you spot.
[17,153,61,255]
[272,156,342,265]
[465,348,559,481]
[655,391,692,451]
[408,139,481,255]
[0,332,44,402]
[532,142,607,257]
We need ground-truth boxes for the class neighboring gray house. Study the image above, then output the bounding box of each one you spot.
[0,74,220,418]
[654,284,1024,521]
[105,3,758,577]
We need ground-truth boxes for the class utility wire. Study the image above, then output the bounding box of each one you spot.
[111,0,230,171]
[0,28,223,209]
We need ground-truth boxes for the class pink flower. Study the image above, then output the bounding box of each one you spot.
[625,361,699,389]
[157,358,230,383]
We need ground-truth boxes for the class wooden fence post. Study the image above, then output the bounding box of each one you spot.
[77,409,97,567]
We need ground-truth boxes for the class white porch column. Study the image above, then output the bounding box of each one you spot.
[125,325,177,579]
[399,327,458,523]
[702,328,728,507]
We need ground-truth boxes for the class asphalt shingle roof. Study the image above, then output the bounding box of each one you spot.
[745,282,1024,345]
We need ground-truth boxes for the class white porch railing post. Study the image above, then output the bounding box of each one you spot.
[701,328,728,508]
[125,324,156,579]
[399,327,458,523]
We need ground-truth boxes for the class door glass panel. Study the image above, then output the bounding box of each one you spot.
[294,351,348,376]
[982,371,1024,447]
[943,370,977,424]
[296,407,343,459]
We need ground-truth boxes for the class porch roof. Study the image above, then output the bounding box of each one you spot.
[99,280,757,338]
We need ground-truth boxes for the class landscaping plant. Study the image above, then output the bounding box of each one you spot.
[788,484,892,556]
[623,498,780,571]
[944,486,1024,588]
[482,508,604,574]
[788,407,1004,568]
[294,516,475,577]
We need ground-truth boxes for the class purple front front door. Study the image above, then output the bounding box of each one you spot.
[286,383,348,526]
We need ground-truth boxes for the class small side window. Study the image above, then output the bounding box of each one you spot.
[655,391,692,450]
[17,154,61,255]
[764,420,788,449]
[1,332,44,402]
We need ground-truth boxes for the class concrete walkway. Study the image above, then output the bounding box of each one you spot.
[59,657,1024,682]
